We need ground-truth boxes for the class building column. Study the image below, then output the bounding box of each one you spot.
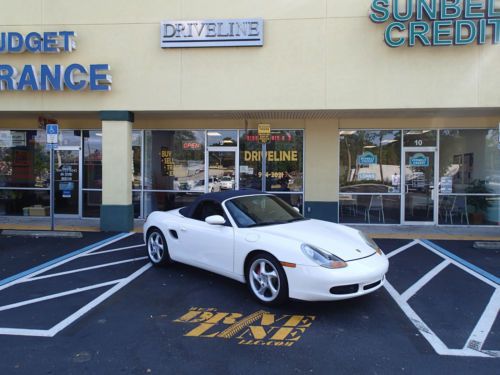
[99,111,134,231]
[304,119,339,222]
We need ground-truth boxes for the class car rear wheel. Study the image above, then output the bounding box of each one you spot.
[147,229,171,266]
[246,253,288,306]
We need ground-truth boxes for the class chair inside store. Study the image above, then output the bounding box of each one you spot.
[367,195,385,224]
[355,195,371,223]
[340,194,357,218]
[448,195,469,225]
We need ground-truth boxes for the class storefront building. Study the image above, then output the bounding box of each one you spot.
[1,1,499,231]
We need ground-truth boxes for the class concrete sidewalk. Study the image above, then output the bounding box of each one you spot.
[350,224,500,240]
[0,217,144,233]
[1,216,499,240]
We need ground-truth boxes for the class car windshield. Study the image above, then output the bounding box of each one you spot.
[221,176,232,181]
[225,195,306,228]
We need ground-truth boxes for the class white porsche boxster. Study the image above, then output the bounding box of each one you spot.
[144,190,389,306]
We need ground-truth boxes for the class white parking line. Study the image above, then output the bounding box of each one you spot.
[0,280,121,312]
[417,240,498,289]
[0,232,134,292]
[384,240,499,358]
[24,257,148,282]
[0,236,151,337]
[466,288,500,352]
[386,240,419,259]
[82,244,145,257]
[400,260,450,302]
[47,263,152,337]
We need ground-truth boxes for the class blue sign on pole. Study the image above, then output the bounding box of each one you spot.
[46,124,59,144]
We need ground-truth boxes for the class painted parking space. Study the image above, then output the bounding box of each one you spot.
[0,233,150,337]
[379,238,499,358]
[0,235,498,373]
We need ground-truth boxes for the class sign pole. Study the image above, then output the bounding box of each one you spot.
[257,124,271,192]
[262,142,267,192]
[50,146,55,231]
[46,123,59,231]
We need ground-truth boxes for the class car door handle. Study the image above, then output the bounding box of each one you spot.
[180,226,187,231]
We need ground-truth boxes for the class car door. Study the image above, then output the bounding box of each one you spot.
[176,200,235,276]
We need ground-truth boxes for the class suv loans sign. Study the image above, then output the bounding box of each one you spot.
[370,0,500,47]
[161,19,263,48]
[0,31,111,91]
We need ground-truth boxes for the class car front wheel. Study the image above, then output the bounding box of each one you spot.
[246,253,288,306]
[147,228,171,266]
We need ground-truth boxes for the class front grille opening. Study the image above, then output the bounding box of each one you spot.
[330,284,359,295]
[363,280,381,291]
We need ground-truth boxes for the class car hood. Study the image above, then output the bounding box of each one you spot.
[253,219,376,261]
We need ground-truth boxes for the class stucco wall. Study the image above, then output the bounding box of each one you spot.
[1,0,499,112]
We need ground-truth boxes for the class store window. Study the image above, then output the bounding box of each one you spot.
[207,130,238,147]
[403,129,437,147]
[83,131,102,189]
[82,130,142,218]
[438,129,500,226]
[143,130,205,214]
[239,130,304,210]
[0,130,49,188]
[0,130,50,216]
[339,130,401,224]
[132,131,142,189]
[240,130,303,191]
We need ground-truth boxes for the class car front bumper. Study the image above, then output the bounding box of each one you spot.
[284,253,389,301]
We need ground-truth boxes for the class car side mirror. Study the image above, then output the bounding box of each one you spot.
[205,215,226,225]
[293,207,300,213]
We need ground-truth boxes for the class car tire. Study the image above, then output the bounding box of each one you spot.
[147,228,171,266]
[246,253,289,306]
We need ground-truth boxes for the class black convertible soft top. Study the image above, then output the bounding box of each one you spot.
[179,189,264,218]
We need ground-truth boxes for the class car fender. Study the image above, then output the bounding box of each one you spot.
[144,210,184,260]
[233,229,317,277]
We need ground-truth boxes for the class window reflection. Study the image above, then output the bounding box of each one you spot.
[339,194,401,224]
[439,129,500,193]
[83,131,102,189]
[144,130,205,191]
[207,130,237,147]
[132,131,142,189]
[0,130,49,188]
[403,129,437,147]
[339,130,401,193]
[239,130,304,193]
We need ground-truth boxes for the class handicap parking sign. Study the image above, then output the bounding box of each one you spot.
[46,124,59,144]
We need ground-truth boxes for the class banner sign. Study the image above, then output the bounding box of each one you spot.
[161,147,175,176]
[161,19,264,48]
[258,123,271,143]
[357,151,378,165]
[409,153,430,167]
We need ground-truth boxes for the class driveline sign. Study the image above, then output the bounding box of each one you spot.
[160,19,263,48]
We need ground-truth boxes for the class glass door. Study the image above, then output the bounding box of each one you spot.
[208,150,237,192]
[403,149,437,224]
[54,147,81,216]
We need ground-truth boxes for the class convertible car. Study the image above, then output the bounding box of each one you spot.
[144,190,389,305]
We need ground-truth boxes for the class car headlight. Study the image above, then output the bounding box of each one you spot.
[301,244,347,269]
[358,231,383,255]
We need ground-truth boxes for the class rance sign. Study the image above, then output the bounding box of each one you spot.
[370,0,500,47]
[0,31,111,91]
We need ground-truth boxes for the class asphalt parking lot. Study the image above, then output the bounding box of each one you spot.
[0,233,498,374]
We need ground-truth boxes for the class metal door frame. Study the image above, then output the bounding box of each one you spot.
[205,147,239,192]
[53,145,82,217]
[401,147,438,225]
